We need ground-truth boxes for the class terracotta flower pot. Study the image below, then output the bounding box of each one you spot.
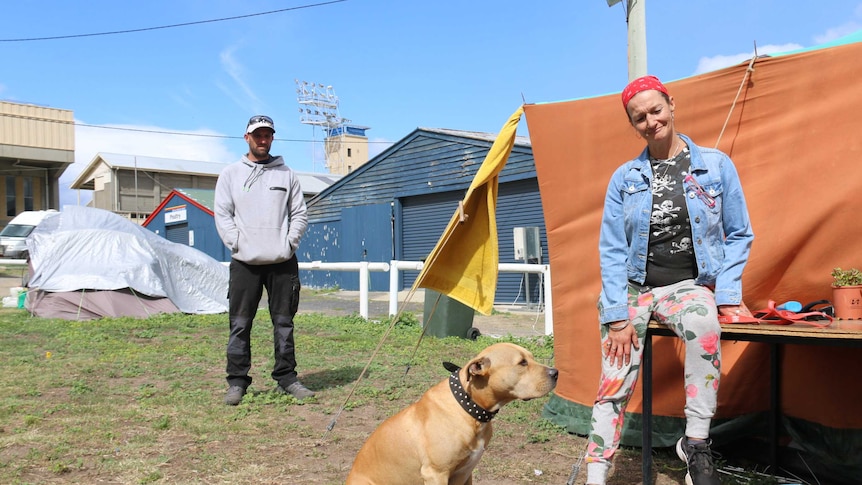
[832,285,862,320]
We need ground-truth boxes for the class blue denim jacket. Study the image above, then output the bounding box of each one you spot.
[598,133,754,324]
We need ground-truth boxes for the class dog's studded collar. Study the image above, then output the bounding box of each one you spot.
[444,362,497,423]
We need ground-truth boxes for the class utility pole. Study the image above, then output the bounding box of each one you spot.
[608,0,647,80]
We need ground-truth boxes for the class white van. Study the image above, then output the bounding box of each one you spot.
[0,210,58,259]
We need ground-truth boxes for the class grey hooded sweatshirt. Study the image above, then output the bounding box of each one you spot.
[214,155,308,265]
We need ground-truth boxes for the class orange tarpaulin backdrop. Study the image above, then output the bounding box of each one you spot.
[525,39,862,432]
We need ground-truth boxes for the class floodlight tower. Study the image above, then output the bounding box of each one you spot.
[296,80,348,173]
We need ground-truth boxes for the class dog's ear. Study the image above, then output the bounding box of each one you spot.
[466,356,491,382]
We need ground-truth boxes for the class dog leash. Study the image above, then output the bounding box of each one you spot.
[565,443,588,485]
[403,294,440,376]
[325,290,421,436]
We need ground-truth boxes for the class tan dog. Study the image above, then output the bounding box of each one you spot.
[346,342,558,485]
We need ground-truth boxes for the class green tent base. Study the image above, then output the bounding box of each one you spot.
[541,393,766,448]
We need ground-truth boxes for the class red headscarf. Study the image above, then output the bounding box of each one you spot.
[621,75,669,109]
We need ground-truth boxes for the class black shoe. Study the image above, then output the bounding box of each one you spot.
[276,381,315,400]
[224,385,246,406]
[676,437,720,485]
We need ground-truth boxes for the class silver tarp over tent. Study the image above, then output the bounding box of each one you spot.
[25,206,228,320]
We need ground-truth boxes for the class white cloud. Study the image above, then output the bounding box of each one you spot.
[815,5,862,43]
[61,122,237,208]
[694,8,862,76]
[693,43,803,75]
[814,23,862,44]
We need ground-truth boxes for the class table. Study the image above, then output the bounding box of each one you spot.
[641,319,862,485]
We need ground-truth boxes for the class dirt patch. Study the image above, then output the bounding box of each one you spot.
[243,289,688,484]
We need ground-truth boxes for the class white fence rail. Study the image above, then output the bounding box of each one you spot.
[305,260,553,335]
[3,258,553,334]
[299,261,391,320]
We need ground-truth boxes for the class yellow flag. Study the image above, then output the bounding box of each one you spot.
[413,106,524,315]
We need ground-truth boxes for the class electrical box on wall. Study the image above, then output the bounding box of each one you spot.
[513,226,541,261]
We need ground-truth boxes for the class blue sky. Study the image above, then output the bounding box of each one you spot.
[2,0,861,207]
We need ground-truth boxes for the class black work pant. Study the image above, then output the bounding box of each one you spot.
[226,256,300,390]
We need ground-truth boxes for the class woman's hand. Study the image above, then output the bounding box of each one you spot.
[718,301,753,318]
[604,321,639,369]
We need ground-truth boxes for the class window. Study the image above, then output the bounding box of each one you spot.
[347,148,352,157]
[5,177,15,217]
[23,178,33,211]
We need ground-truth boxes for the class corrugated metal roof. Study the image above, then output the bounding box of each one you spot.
[72,152,340,193]
[307,127,536,211]
[175,188,215,210]
[96,152,229,175]
[169,170,339,208]
[295,172,342,194]
[419,127,531,147]
[70,152,228,190]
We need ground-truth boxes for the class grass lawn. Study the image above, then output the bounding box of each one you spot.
[0,306,805,484]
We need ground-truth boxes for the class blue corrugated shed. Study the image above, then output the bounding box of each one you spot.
[301,127,547,305]
[143,170,340,263]
[143,188,230,262]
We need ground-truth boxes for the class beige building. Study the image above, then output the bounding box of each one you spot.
[70,153,227,222]
[324,124,370,176]
[71,153,341,222]
[0,101,75,226]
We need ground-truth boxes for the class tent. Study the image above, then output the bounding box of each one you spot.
[524,32,862,477]
[25,206,228,320]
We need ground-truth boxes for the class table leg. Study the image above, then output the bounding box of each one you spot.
[642,332,653,485]
[769,342,779,471]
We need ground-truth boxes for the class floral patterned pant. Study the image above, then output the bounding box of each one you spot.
[584,279,721,484]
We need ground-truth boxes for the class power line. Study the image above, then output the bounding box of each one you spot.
[0,0,347,42]
[76,121,390,144]
[76,122,389,143]
[0,112,390,144]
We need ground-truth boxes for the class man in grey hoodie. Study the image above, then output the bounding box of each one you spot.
[214,115,313,405]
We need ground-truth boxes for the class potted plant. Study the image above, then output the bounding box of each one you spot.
[831,267,862,319]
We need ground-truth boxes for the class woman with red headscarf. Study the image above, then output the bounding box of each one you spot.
[583,76,755,485]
